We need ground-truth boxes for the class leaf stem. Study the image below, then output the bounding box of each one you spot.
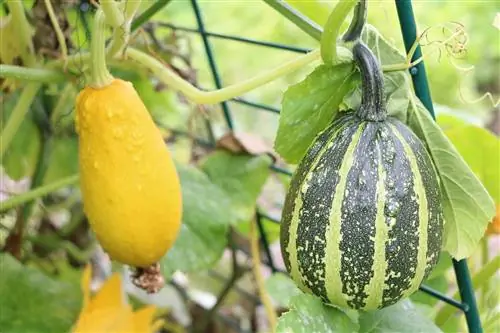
[99,0,124,28]
[261,0,322,41]
[89,9,114,88]
[250,217,277,332]
[43,0,68,63]
[131,0,173,32]
[320,0,358,65]
[125,47,320,104]
[0,83,41,160]
[0,174,79,213]
[0,65,68,83]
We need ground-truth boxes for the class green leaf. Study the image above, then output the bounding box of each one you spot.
[275,63,359,164]
[0,254,81,333]
[1,93,41,180]
[359,300,442,333]
[161,164,237,277]
[408,98,496,259]
[361,24,406,65]
[133,76,190,131]
[265,272,302,308]
[437,115,500,203]
[200,151,273,224]
[277,294,358,333]
[42,136,79,185]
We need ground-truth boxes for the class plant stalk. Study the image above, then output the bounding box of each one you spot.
[0,83,41,159]
[125,47,320,104]
[320,0,358,65]
[100,0,124,28]
[0,65,67,83]
[0,174,79,213]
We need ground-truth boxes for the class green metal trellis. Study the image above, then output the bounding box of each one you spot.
[140,0,482,331]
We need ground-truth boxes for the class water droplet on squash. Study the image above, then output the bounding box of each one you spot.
[106,110,114,119]
[137,184,143,192]
[93,161,99,169]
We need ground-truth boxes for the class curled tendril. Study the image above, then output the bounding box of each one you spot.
[416,22,499,108]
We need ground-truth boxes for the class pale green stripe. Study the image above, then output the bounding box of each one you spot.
[286,123,349,294]
[362,145,388,310]
[324,125,364,308]
[390,125,429,298]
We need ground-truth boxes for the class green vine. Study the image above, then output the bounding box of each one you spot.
[320,0,359,65]
[0,174,79,213]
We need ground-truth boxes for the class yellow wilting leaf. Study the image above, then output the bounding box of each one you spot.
[486,205,500,236]
[71,265,163,333]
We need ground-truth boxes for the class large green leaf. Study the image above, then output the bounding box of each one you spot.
[408,98,495,259]
[0,254,81,333]
[359,300,442,333]
[276,294,358,333]
[200,151,273,224]
[1,93,41,180]
[438,115,500,203]
[275,63,359,164]
[161,164,238,277]
[265,272,302,308]
[42,136,79,185]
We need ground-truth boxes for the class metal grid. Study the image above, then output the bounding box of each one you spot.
[144,0,482,332]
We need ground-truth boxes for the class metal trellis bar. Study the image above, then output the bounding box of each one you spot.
[157,22,311,54]
[395,1,482,332]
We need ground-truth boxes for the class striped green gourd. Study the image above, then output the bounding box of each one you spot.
[280,41,443,311]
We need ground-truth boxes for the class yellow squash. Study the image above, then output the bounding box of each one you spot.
[75,79,182,267]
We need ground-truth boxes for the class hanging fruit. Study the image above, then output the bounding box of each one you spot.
[280,41,444,311]
[75,8,182,293]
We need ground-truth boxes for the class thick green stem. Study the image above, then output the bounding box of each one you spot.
[131,0,173,32]
[0,174,79,213]
[7,1,36,66]
[100,0,124,28]
[126,47,320,104]
[320,0,358,65]
[0,65,67,83]
[90,9,114,88]
[262,0,322,41]
[0,83,41,159]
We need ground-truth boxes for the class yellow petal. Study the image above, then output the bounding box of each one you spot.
[72,307,134,333]
[87,273,126,312]
[132,305,159,332]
